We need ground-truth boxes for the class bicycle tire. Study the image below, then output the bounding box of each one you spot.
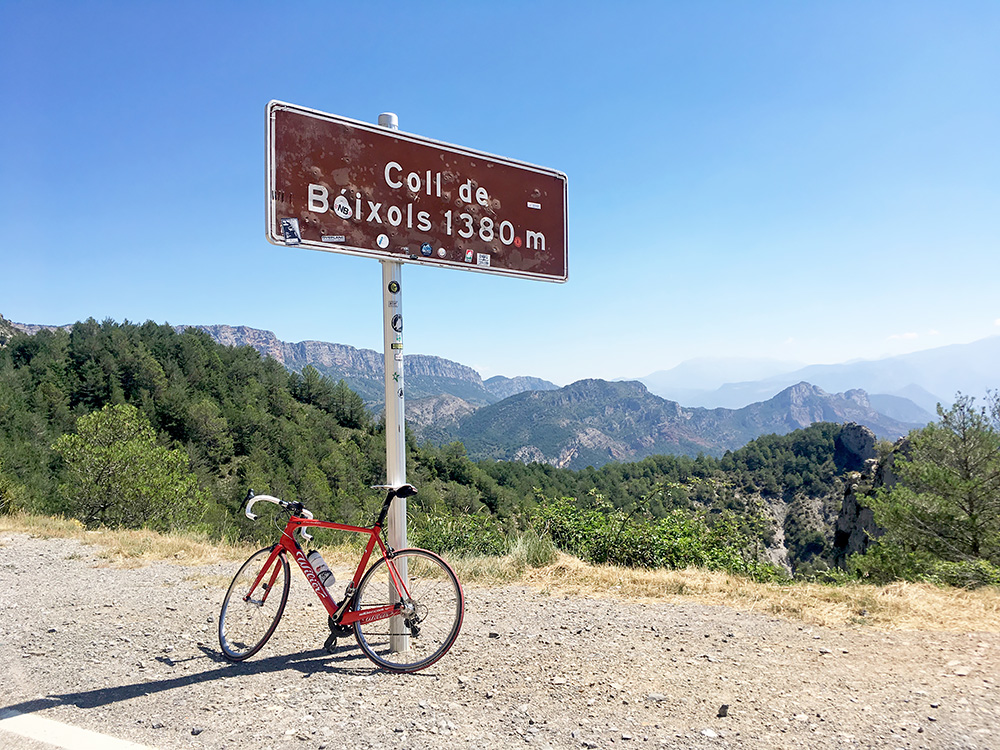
[352,548,464,673]
[219,547,290,661]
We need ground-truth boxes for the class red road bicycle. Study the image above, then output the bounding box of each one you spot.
[218,484,464,673]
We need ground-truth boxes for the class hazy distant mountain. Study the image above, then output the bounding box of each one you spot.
[639,356,804,396]
[867,394,936,425]
[431,380,920,470]
[641,337,1000,413]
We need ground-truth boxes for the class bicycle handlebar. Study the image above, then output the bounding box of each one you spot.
[244,492,313,522]
[244,491,315,542]
[242,484,416,541]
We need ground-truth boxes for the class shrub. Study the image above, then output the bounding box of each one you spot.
[0,459,28,515]
[506,531,558,569]
[847,542,1000,589]
[51,403,206,531]
[923,559,1000,589]
[533,495,783,581]
[408,513,508,556]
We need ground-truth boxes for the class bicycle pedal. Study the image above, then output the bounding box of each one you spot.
[323,634,338,654]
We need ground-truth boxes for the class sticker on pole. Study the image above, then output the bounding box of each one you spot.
[266,101,568,282]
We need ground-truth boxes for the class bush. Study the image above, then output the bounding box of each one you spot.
[845,543,930,585]
[409,513,508,556]
[922,559,1000,589]
[533,495,783,581]
[52,403,206,531]
[846,542,1000,588]
[506,532,558,569]
[0,459,28,515]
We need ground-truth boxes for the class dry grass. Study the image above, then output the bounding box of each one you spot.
[3,513,998,632]
[0,512,89,539]
[507,552,1000,632]
[0,511,253,568]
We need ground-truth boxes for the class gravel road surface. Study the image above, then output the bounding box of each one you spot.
[2,533,997,750]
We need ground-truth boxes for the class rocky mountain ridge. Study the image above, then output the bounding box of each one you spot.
[7,321,557,406]
[422,379,922,470]
[187,324,558,406]
[0,314,16,345]
[8,318,924,470]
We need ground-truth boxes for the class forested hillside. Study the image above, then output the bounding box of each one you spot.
[5,316,990,582]
[0,318,545,531]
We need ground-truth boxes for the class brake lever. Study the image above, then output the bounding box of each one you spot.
[296,506,314,542]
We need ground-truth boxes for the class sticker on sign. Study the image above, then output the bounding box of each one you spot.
[266,101,568,282]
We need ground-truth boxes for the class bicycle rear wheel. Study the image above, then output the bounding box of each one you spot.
[353,549,464,673]
[219,547,290,661]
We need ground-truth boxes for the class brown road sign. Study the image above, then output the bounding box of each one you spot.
[266,101,568,282]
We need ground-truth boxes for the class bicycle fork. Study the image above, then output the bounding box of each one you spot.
[245,548,285,607]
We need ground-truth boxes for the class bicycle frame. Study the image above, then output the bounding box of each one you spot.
[222,483,462,671]
[245,511,409,628]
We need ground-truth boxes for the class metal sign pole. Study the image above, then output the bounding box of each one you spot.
[378,111,408,654]
[267,101,567,654]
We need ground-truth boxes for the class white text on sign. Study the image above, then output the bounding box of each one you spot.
[306,160,546,252]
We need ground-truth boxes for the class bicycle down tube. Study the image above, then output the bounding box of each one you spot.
[279,515,402,627]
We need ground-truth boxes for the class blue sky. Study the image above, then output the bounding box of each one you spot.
[3,1,998,386]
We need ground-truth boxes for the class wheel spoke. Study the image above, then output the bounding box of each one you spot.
[353,550,464,672]
[219,548,289,661]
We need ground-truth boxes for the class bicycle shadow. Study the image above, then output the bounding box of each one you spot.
[2,644,436,717]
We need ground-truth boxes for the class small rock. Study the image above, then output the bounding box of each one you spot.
[646,693,667,702]
[191,727,204,736]
[488,632,500,639]
[701,728,718,738]
[717,704,729,718]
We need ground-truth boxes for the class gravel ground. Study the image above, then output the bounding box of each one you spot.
[1,532,998,750]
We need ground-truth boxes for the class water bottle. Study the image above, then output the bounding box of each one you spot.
[306,550,335,588]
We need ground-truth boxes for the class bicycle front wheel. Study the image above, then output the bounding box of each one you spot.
[353,549,464,673]
[219,547,290,661]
